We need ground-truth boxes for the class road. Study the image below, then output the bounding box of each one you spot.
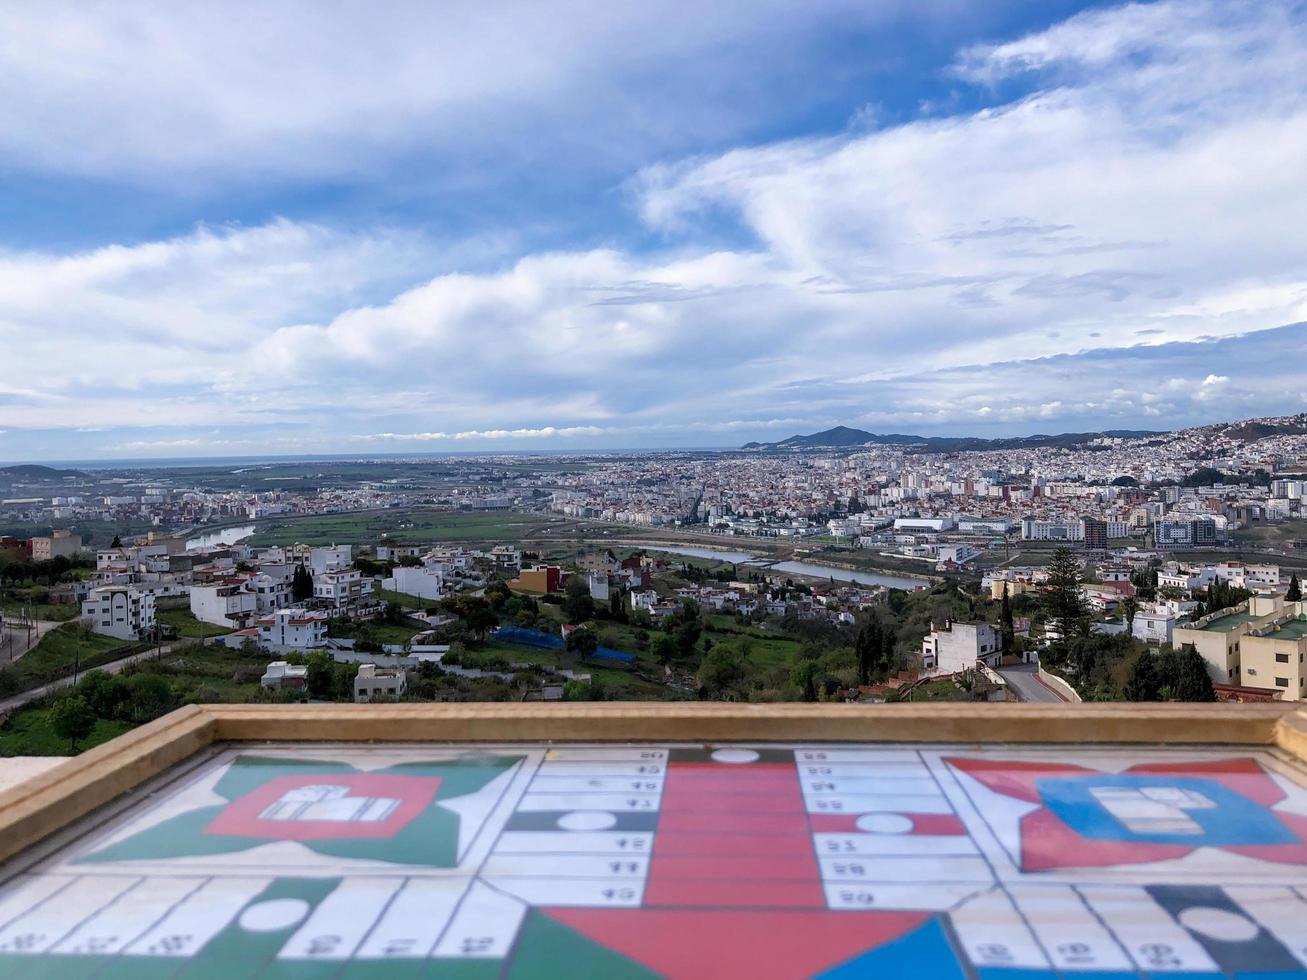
[0,619,63,662]
[997,663,1068,703]
[0,641,188,717]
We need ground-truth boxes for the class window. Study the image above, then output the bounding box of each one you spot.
[1277,653,1290,663]
[1276,677,1290,687]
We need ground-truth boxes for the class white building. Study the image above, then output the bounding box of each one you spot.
[893,517,955,534]
[936,543,980,565]
[248,571,292,612]
[81,586,156,642]
[309,545,353,575]
[921,621,1002,675]
[354,663,407,702]
[630,590,659,611]
[190,580,257,628]
[1131,609,1176,645]
[314,567,373,610]
[588,572,611,603]
[260,660,309,691]
[1021,519,1084,542]
[256,609,329,651]
[384,565,445,602]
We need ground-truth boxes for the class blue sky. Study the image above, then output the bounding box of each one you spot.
[2,0,1306,461]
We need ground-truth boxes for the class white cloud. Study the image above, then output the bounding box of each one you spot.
[2,0,1307,455]
[0,1,909,182]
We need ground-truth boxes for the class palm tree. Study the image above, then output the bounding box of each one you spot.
[1121,594,1140,638]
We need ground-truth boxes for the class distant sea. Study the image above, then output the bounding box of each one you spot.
[18,448,736,471]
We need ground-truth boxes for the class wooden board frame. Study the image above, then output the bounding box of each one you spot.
[0,701,1305,866]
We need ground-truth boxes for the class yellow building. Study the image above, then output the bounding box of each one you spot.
[1173,595,1307,697]
[1240,611,1307,701]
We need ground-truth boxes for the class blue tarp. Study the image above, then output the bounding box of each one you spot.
[492,627,636,663]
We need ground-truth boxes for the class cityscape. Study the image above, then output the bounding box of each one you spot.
[3,409,1307,745]
[5,1,1307,976]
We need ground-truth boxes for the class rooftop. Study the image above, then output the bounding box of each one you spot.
[1195,609,1260,632]
[0,703,1304,977]
[1254,617,1307,641]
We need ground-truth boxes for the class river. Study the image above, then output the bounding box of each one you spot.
[186,524,256,550]
[629,542,928,590]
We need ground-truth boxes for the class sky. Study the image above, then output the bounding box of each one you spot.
[2,0,1306,462]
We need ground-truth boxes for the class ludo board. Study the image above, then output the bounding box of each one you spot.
[1,741,1307,977]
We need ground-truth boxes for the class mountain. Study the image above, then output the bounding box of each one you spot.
[741,427,1161,452]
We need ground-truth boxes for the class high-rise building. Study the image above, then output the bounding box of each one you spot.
[1082,517,1108,551]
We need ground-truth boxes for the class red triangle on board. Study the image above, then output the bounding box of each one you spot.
[543,907,930,980]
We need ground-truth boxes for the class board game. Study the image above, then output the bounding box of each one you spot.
[2,740,1307,978]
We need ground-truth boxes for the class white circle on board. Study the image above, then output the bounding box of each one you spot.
[557,810,618,831]
[856,813,914,834]
[238,898,311,933]
[1178,907,1259,943]
[711,749,761,764]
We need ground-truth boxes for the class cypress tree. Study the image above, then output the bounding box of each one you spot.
[1288,574,1302,602]
[999,583,1015,653]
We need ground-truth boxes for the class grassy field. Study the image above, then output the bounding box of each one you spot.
[0,708,133,755]
[373,587,433,610]
[157,607,232,639]
[0,596,80,623]
[245,511,566,546]
[5,624,136,689]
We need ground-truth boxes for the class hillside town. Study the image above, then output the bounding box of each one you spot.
[3,413,1307,756]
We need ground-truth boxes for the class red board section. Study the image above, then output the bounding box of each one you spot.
[205,773,440,841]
[546,907,930,980]
[647,760,823,908]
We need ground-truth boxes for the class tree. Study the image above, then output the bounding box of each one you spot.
[1043,547,1088,640]
[1124,652,1161,701]
[999,583,1015,654]
[51,694,96,751]
[78,669,129,719]
[109,535,122,549]
[123,672,177,722]
[565,627,598,662]
[1121,594,1139,639]
[465,602,499,641]
[697,646,745,698]
[789,660,821,702]
[649,633,678,666]
[563,574,595,624]
[291,565,314,602]
[1158,645,1217,702]
[1288,574,1302,602]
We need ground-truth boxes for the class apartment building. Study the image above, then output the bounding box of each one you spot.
[1237,605,1307,701]
[81,586,156,642]
[314,567,373,610]
[30,528,81,561]
[191,580,258,628]
[1172,595,1285,686]
[256,608,329,651]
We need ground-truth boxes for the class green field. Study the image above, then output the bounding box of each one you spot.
[5,624,137,689]
[0,596,80,623]
[0,708,133,755]
[157,607,232,639]
[244,511,567,546]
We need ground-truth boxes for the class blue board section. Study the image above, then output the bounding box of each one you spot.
[1037,775,1295,846]
[492,626,636,663]
[817,918,968,979]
